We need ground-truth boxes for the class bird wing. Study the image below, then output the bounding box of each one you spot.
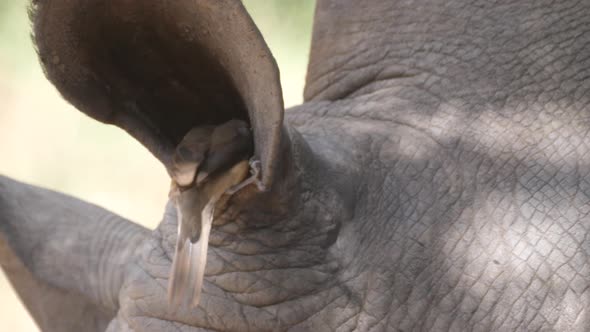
[167,183,209,308]
[167,202,190,307]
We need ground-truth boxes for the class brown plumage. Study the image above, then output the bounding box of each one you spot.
[168,119,253,307]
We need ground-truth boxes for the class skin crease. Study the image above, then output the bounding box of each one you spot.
[2,0,590,331]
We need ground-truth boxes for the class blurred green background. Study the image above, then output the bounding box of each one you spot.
[0,1,315,330]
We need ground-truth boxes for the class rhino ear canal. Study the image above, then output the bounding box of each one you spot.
[30,0,284,189]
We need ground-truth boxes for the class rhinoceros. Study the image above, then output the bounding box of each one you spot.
[2,0,590,331]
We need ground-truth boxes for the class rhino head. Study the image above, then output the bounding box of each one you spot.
[2,0,590,331]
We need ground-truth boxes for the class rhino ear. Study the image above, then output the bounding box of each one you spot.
[31,0,284,188]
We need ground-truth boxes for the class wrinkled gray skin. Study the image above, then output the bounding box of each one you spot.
[2,0,590,331]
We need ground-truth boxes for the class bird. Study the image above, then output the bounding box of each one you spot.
[167,119,253,308]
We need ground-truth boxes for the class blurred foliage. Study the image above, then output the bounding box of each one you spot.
[0,1,38,75]
[244,0,316,105]
[0,0,315,331]
[245,0,315,47]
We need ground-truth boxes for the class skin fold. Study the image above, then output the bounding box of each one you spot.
[2,0,590,331]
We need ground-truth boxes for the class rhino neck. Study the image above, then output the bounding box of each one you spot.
[204,124,358,309]
[305,0,590,117]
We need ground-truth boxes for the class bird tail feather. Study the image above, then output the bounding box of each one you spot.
[167,202,215,308]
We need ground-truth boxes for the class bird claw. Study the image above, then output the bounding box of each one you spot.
[225,158,265,195]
